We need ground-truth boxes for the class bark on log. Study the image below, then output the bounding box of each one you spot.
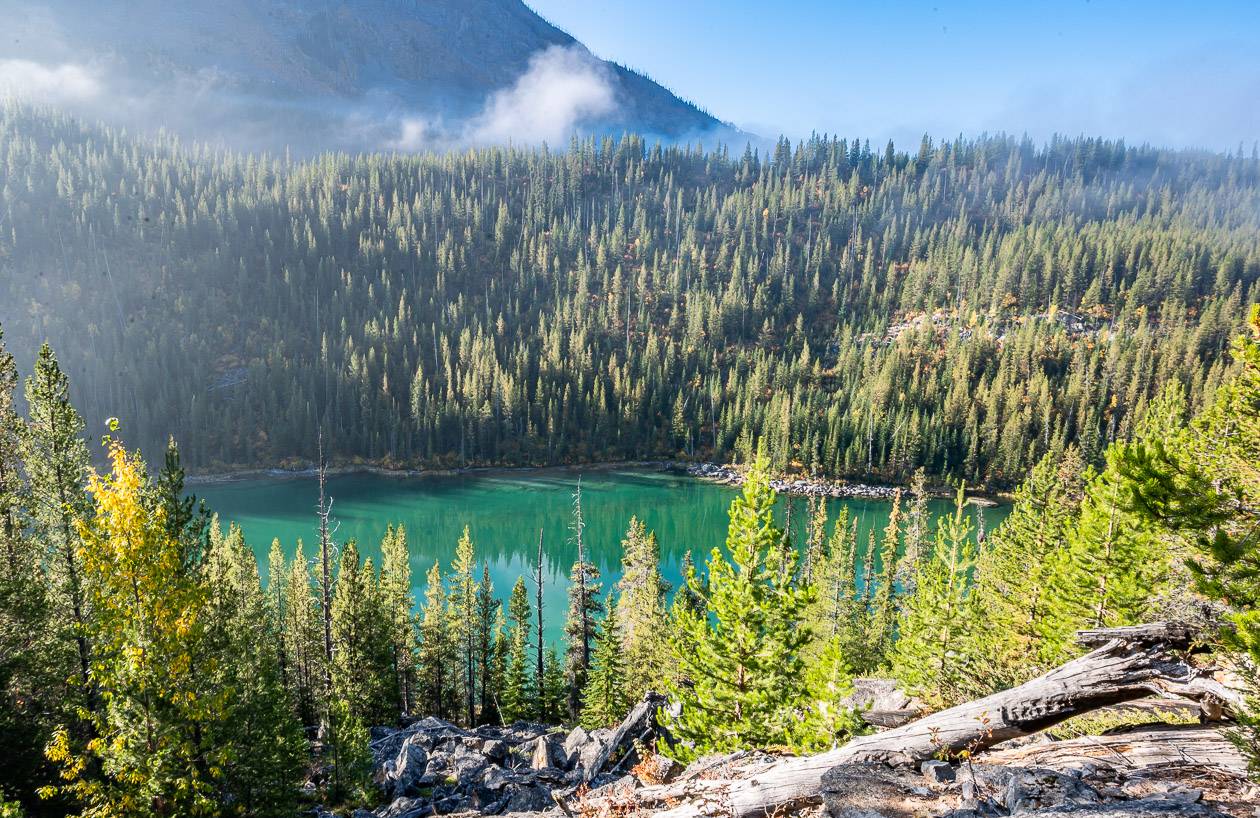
[583,691,668,782]
[635,623,1236,818]
[981,724,1248,773]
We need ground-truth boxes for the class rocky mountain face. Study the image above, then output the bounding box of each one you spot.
[0,0,725,153]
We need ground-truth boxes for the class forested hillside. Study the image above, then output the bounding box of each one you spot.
[1,105,1257,485]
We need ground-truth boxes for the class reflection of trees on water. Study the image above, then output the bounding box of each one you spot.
[200,470,1006,643]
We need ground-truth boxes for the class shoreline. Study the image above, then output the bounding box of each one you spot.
[187,459,1006,506]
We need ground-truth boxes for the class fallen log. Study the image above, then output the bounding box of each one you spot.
[633,623,1240,818]
[582,691,668,782]
[981,723,1248,773]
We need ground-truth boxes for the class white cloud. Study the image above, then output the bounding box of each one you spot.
[0,59,102,105]
[389,45,618,150]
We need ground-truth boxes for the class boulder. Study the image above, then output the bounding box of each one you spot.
[920,760,955,784]
[380,736,430,798]
[527,734,564,770]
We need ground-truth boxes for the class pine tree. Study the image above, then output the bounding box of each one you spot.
[324,699,372,806]
[805,509,869,671]
[794,633,861,752]
[21,345,94,718]
[668,455,813,756]
[581,595,629,729]
[417,562,457,721]
[202,520,306,817]
[1041,397,1180,662]
[449,527,479,726]
[330,541,397,726]
[282,538,323,728]
[379,524,416,715]
[539,646,567,724]
[889,485,977,709]
[615,517,670,700]
[501,578,534,723]
[0,326,52,810]
[967,450,1082,689]
[564,482,601,721]
[476,563,501,725]
[867,490,902,665]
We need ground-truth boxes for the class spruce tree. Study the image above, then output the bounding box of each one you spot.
[805,509,868,671]
[1041,397,1180,661]
[867,490,902,665]
[0,326,53,811]
[501,578,534,723]
[668,455,813,756]
[581,595,629,729]
[476,563,501,725]
[540,646,567,724]
[615,517,670,700]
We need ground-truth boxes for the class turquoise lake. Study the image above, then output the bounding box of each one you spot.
[196,468,1007,644]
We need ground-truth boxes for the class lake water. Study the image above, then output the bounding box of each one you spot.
[196,468,1007,644]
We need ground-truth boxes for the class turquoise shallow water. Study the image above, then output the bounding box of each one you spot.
[195,468,1007,644]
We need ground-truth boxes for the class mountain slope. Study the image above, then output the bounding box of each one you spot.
[0,0,724,152]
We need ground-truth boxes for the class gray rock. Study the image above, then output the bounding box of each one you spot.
[374,797,433,818]
[527,734,563,770]
[482,738,509,764]
[921,759,956,783]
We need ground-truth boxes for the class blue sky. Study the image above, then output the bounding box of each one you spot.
[527,0,1260,151]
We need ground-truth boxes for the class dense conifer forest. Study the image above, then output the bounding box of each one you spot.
[0,306,1258,817]
[2,105,1258,485]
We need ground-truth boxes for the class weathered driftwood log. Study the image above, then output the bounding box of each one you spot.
[636,623,1238,818]
[981,723,1248,773]
[583,691,668,781]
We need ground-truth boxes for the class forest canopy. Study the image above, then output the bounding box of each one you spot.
[1,105,1257,485]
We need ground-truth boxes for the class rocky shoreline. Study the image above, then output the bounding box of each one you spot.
[686,463,896,501]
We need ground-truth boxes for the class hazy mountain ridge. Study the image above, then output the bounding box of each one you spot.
[0,0,725,153]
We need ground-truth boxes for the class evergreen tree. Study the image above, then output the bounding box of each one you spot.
[476,563,501,725]
[539,646,567,724]
[615,517,670,700]
[417,562,457,721]
[324,699,372,807]
[449,527,479,726]
[0,326,53,812]
[1041,396,1183,660]
[202,521,306,817]
[805,509,869,671]
[379,524,416,715]
[867,491,902,665]
[581,595,629,729]
[794,633,862,752]
[564,482,601,721]
[330,542,397,726]
[282,539,323,729]
[21,345,94,719]
[501,578,534,723]
[889,485,977,709]
[668,455,813,757]
[967,450,1083,689]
